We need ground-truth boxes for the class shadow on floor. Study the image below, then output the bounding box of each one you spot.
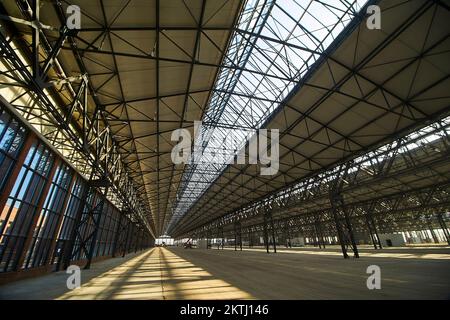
[57,247,253,300]
[166,246,450,299]
[1,246,449,300]
[0,250,150,300]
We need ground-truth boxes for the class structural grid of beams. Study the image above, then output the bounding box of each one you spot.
[167,0,371,235]
[55,0,242,236]
[170,0,450,242]
[190,116,450,251]
[1,0,449,248]
[0,0,156,237]
[1,0,245,237]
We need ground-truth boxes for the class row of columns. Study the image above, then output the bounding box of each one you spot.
[193,208,450,259]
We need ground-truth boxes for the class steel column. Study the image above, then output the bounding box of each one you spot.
[437,212,450,245]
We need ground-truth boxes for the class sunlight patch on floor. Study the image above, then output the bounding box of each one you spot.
[222,247,450,260]
[57,248,253,300]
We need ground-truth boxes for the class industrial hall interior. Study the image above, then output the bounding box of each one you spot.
[0,0,449,300]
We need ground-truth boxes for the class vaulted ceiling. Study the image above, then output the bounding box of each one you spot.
[1,0,449,238]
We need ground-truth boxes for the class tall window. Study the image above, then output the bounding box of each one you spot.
[95,203,119,257]
[0,142,54,272]
[0,107,27,193]
[23,164,72,269]
[106,208,121,256]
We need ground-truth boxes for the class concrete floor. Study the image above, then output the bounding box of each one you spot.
[0,246,449,300]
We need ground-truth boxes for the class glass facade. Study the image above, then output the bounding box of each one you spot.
[0,106,151,274]
[23,163,72,269]
[0,141,54,272]
[0,107,27,193]
[51,176,85,268]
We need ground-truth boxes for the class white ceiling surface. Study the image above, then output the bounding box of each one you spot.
[170,0,450,236]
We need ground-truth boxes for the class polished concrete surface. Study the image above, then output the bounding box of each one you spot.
[0,246,449,300]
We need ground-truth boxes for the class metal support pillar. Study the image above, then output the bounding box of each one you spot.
[330,199,349,258]
[84,188,109,270]
[329,163,359,259]
[365,203,382,249]
[263,213,270,253]
[62,180,93,269]
[209,230,212,249]
[216,226,222,249]
[437,212,450,245]
[314,224,320,248]
[330,196,360,258]
[285,222,291,248]
[343,206,359,258]
[269,211,277,253]
[315,221,325,249]
[112,213,124,258]
[234,222,237,251]
[123,222,132,257]
[31,0,40,80]
[366,215,378,249]
[427,218,439,244]
[239,222,242,251]
[46,173,77,266]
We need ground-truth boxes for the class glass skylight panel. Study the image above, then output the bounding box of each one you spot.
[166,0,369,234]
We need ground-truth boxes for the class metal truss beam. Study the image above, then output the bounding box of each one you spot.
[0,3,156,239]
[178,117,450,255]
